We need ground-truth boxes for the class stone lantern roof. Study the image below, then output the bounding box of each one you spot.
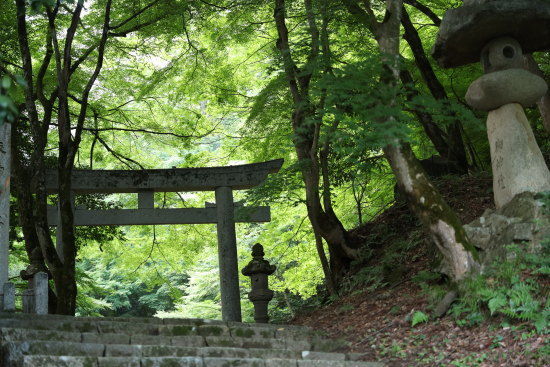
[241,244,276,276]
[432,0,550,68]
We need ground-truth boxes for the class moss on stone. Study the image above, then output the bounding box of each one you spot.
[233,328,254,338]
[198,326,225,336]
[171,325,194,336]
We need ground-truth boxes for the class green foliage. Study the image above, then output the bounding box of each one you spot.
[0,75,25,125]
[77,256,186,317]
[411,311,429,327]
[4,0,546,326]
[320,58,414,157]
[408,94,482,134]
[450,243,549,333]
[28,0,58,11]
[449,353,488,367]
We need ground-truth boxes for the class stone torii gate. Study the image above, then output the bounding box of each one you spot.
[2,158,283,322]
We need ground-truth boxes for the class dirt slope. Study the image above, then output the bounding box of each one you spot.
[292,175,548,367]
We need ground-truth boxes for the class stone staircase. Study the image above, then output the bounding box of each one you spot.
[0,313,383,367]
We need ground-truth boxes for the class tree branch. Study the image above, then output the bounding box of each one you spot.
[403,0,441,26]
[70,0,113,165]
[110,0,160,29]
[93,131,145,169]
[304,0,320,70]
[0,59,23,70]
[274,0,302,103]
[69,41,99,76]
[342,0,378,35]
[37,4,58,106]
[401,5,446,99]
[15,0,40,126]
[197,0,230,10]
[108,15,166,37]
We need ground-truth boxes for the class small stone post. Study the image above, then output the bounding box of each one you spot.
[2,282,14,311]
[33,272,48,314]
[22,288,34,313]
[433,0,550,208]
[242,243,276,323]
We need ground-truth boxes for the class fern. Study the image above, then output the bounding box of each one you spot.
[411,311,429,327]
[448,241,548,333]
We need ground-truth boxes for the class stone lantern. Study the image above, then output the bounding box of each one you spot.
[433,0,550,208]
[241,243,276,323]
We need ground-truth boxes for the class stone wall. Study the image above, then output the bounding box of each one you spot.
[464,192,550,266]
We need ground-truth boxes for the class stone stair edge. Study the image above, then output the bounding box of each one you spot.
[0,338,340,353]
[0,328,345,353]
[2,340,378,365]
[0,318,321,337]
[1,339,334,354]
[0,312,313,331]
[0,324,327,345]
[20,355,386,367]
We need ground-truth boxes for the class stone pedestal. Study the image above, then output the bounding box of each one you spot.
[247,276,273,323]
[487,104,550,208]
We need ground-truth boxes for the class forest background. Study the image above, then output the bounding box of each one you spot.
[0,0,548,325]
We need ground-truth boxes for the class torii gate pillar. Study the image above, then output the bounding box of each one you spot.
[215,186,241,321]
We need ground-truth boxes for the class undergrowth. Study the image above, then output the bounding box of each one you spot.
[436,192,549,333]
[450,240,549,333]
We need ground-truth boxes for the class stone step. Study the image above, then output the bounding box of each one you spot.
[2,341,384,366]
[19,355,385,367]
[0,313,315,334]
[0,327,335,352]
[0,317,319,341]
[1,341,352,360]
[0,314,383,366]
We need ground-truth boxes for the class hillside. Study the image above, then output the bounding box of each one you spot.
[292,175,548,367]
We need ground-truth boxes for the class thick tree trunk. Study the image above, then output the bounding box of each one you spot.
[56,166,78,315]
[342,0,480,281]
[293,110,358,280]
[384,144,479,280]
[315,234,338,295]
[11,120,59,312]
[14,0,68,313]
[274,0,359,287]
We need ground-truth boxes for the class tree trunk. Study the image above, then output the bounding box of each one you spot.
[56,166,78,315]
[401,6,469,172]
[342,0,480,282]
[293,109,358,280]
[14,0,68,313]
[11,120,60,313]
[384,143,479,280]
[274,0,359,286]
[315,234,338,296]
